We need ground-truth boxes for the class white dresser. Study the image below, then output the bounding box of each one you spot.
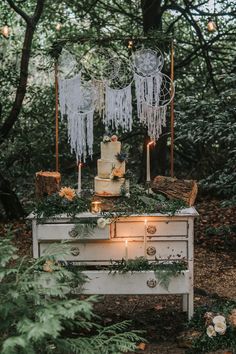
[30,207,198,319]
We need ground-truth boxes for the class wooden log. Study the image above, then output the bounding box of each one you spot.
[35,171,61,199]
[151,176,198,206]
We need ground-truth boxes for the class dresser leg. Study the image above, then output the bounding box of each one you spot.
[188,292,194,320]
[182,294,188,312]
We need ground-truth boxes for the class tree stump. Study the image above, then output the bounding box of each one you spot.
[151,176,198,206]
[35,171,61,199]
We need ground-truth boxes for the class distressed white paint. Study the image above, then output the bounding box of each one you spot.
[31,208,198,320]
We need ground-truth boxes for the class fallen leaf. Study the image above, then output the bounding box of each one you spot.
[137,342,146,350]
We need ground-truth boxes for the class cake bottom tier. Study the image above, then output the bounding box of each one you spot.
[94,177,128,196]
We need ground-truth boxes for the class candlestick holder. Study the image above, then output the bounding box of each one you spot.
[146,181,151,194]
[91,201,102,214]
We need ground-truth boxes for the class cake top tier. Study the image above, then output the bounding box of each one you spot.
[100,135,122,161]
[100,140,121,161]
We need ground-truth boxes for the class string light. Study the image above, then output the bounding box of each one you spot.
[1,25,10,38]
[207,0,217,32]
[128,40,133,49]
[56,23,62,31]
[207,18,217,32]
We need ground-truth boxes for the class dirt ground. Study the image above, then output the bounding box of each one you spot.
[0,199,235,353]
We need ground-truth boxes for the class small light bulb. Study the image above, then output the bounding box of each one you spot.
[207,19,217,32]
[128,40,133,49]
[56,23,62,31]
[2,25,9,38]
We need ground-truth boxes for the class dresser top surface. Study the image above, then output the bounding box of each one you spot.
[28,207,199,221]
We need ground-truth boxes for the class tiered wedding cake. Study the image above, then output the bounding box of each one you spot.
[94,136,128,196]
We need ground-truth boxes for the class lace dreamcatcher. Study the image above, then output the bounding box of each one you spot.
[133,48,174,140]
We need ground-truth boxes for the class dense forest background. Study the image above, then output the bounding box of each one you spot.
[0,0,235,218]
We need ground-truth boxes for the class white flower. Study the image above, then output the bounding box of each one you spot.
[103,136,111,143]
[97,218,107,229]
[214,321,227,335]
[213,315,226,324]
[105,218,112,225]
[206,325,216,338]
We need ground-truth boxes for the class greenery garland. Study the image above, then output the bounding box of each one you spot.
[33,183,187,219]
[109,257,188,290]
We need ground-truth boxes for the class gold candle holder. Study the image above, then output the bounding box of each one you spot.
[91,201,102,213]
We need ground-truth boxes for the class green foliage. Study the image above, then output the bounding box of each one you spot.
[34,192,90,218]
[112,184,187,215]
[186,300,236,354]
[0,0,235,204]
[34,183,187,219]
[109,257,187,290]
[0,233,144,354]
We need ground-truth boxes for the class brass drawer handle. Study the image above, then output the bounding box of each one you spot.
[70,247,80,256]
[147,225,157,234]
[69,230,78,238]
[146,279,157,288]
[147,246,156,256]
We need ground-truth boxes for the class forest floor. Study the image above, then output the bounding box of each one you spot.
[0,198,236,353]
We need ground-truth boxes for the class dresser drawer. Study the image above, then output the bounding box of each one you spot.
[112,218,188,238]
[40,270,190,295]
[36,223,110,241]
[39,240,187,264]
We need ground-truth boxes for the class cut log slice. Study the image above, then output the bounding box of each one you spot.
[35,171,61,199]
[151,176,198,206]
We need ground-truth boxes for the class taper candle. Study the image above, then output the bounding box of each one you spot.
[77,162,82,196]
[146,141,154,183]
[125,239,128,261]
[144,219,147,258]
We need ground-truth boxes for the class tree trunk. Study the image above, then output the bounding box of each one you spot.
[0,0,44,218]
[0,172,25,219]
[141,0,162,32]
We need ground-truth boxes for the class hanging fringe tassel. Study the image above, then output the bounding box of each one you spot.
[104,83,132,132]
[67,110,94,163]
[134,72,167,140]
[92,79,106,117]
[142,104,167,141]
[58,73,94,162]
[58,74,81,120]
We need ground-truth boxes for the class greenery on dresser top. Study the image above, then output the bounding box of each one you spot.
[106,184,187,216]
[35,192,90,218]
[109,257,188,290]
[34,183,187,219]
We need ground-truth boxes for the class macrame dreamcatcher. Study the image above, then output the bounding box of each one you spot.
[82,48,119,117]
[132,48,174,141]
[58,67,96,162]
[103,57,133,133]
[104,82,132,132]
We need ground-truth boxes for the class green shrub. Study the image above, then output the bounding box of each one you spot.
[0,234,144,354]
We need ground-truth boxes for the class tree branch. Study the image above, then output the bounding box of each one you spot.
[6,0,32,25]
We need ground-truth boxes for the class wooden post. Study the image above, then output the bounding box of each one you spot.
[170,40,174,178]
[55,60,59,172]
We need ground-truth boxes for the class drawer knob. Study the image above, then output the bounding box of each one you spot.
[147,246,156,256]
[70,247,80,256]
[147,225,157,234]
[146,279,157,288]
[69,229,78,238]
